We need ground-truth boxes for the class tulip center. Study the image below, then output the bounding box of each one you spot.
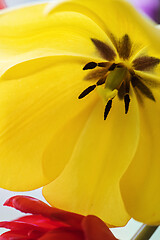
[79,34,160,119]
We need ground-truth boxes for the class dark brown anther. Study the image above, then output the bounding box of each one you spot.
[78,85,96,99]
[130,75,136,87]
[125,79,130,94]
[97,62,109,67]
[124,94,130,114]
[118,82,125,99]
[108,63,117,71]
[96,78,106,86]
[104,99,112,120]
[83,62,97,70]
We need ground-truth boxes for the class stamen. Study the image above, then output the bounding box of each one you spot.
[108,63,117,71]
[96,78,106,85]
[132,56,160,71]
[104,99,112,120]
[91,38,116,61]
[97,62,109,67]
[83,62,97,70]
[81,34,158,119]
[78,85,96,99]
[118,82,125,99]
[124,94,130,114]
[84,68,108,80]
[131,75,155,101]
[125,81,130,94]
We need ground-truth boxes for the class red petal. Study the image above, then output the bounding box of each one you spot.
[0,231,30,240]
[4,196,83,229]
[0,220,46,235]
[28,229,44,239]
[82,215,118,240]
[0,0,6,9]
[39,228,84,240]
[15,215,64,229]
[0,214,67,238]
[4,196,49,214]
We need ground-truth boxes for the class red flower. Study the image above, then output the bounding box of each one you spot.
[0,196,117,240]
[0,0,6,9]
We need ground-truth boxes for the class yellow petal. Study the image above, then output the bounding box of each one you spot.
[46,0,160,52]
[43,91,140,226]
[120,89,160,225]
[42,99,96,182]
[0,56,96,191]
[0,3,108,75]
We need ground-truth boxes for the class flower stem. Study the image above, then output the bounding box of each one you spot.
[131,224,158,240]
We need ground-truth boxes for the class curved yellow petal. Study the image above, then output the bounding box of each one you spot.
[1,55,96,81]
[42,99,97,182]
[43,92,140,226]
[0,3,108,75]
[46,0,160,52]
[0,56,96,191]
[120,89,160,225]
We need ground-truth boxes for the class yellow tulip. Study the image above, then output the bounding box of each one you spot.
[0,0,160,227]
